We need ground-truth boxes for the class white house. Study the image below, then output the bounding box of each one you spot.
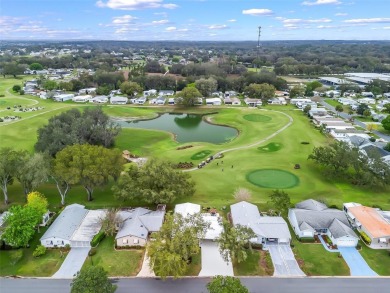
[90,96,108,104]
[244,98,262,107]
[54,94,74,102]
[73,95,92,103]
[159,90,175,96]
[290,98,311,105]
[361,91,374,98]
[358,98,376,105]
[174,203,201,217]
[79,88,96,95]
[115,205,166,247]
[40,204,104,248]
[156,96,166,105]
[268,97,287,105]
[230,201,291,245]
[224,97,241,106]
[110,96,128,105]
[288,199,358,247]
[206,97,222,106]
[136,97,147,105]
[168,98,176,105]
[143,89,157,97]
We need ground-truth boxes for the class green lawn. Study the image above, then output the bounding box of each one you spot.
[324,98,350,113]
[0,226,68,277]
[82,236,143,276]
[233,250,273,276]
[184,252,202,276]
[292,241,350,276]
[359,243,390,276]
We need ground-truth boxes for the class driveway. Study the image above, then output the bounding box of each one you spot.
[338,247,378,276]
[198,240,234,277]
[52,247,90,278]
[268,244,305,276]
[137,252,155,277]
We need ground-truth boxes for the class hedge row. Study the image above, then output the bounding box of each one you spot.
[91,231,105,247]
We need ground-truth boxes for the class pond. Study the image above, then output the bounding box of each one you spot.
[117,113,238,144]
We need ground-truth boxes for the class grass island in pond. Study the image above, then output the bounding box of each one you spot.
[247,169,300,189]
[117,113,238,144]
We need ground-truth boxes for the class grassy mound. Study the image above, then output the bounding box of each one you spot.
[243,114,272,122]
[257,142,282,153]
[246,169,299,189]
[190,150,212,160]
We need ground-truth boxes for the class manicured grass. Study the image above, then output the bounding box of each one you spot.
[359,243,390,276]
[257,142,282,153]
[292,241,350,276]
[82,236,143,276]
[243,114,272,122]
[0,226,68,277]
[190,150,212,160]
[184,252,202,276]
[234,250,273,276]
[246,169,300,189]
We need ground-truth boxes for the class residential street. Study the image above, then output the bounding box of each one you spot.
[2,277,390,293]
[319,99,390,141]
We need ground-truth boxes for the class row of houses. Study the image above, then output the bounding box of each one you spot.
[31,199,389,252]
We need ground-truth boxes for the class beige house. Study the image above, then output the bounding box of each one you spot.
[115,206,166,247]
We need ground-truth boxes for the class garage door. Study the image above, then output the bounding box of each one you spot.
[70,240,91,248]
[337,239,357,247]
[278,238,290,244]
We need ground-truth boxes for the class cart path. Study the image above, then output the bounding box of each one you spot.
[184,109,294,172]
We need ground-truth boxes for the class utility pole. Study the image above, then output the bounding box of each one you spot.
[256,26,261,72]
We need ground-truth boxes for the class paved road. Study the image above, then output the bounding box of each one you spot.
[52,247,90,278]
[198,240,234,277]
[319,99,390,141]
[338,247,378,276]
[268,244,305,276]
[2,277,390,293]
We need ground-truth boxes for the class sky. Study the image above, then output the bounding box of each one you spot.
[1,0,390,41]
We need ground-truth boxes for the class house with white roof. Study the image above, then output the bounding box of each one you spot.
[358,98,376,105]
[90,95,108,104]
[40,204,105,248]
[73,95,92,103]
[115,205,166,247]
[288,199,358,247]
[206,97,222,106]
[54,94,74,102]
[110,96,128,104]
[230,201,291,245]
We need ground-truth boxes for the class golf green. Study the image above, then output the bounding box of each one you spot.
[258,142,282,153]
[243,114,272,122]
[191,150,212,160]
[246,169,299,189]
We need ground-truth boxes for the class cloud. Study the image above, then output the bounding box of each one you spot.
[96,0,178,10]
[227,19,236,23]
[344,18,390,24]
[208,24,229,30]
[242,9,273,16]
[152,19,169,25]
[283,18,332,24]
[335,13,348,16]
[165,26,176,31]
[302,0,341,6]
[112,15,137,24]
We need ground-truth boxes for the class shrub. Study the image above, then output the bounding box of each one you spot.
[88,248,97,256]
[384,143,390,152]
[91,231,105,247]
[19,90,25,95]
[369,137,376,142]
[64,244,71,251]
[33,245,46,257]
[0,94,5,97]
[328,204,339,209]
[301,142,310,145]
[298,237,316,243]
[12,85,21,92]
[359,231,372,245]
[9,250,23,265]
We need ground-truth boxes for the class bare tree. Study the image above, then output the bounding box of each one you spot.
[233,187,252,202]
[100,208,121,237]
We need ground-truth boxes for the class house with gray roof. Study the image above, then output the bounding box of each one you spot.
[115,205,166,247]
[40,204,88,248]
[230,201,291,245]
[288,199,358,247]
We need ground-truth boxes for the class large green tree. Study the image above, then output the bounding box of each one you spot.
[55,144,123,201]
[29,63,43,71]
[268,190,291,215]
[382,104,390,114]
[35,107,121,156]
[217,221,256,264]
[2,62,25,77]
[244,83,275,103]
[1,205,42,247]
[148,213,208,279]
[113,159,195,204]
[120,81,142,97]
[71,266,116,293]
[207,276,249,293]
[289,85,305,98]
[15,152,50,196]
[178,86,202,106]
[26,191,49,217]
[195,77,218,97]
[0,148,25,204]
[382,115,390,131]
[43,80,58,91]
